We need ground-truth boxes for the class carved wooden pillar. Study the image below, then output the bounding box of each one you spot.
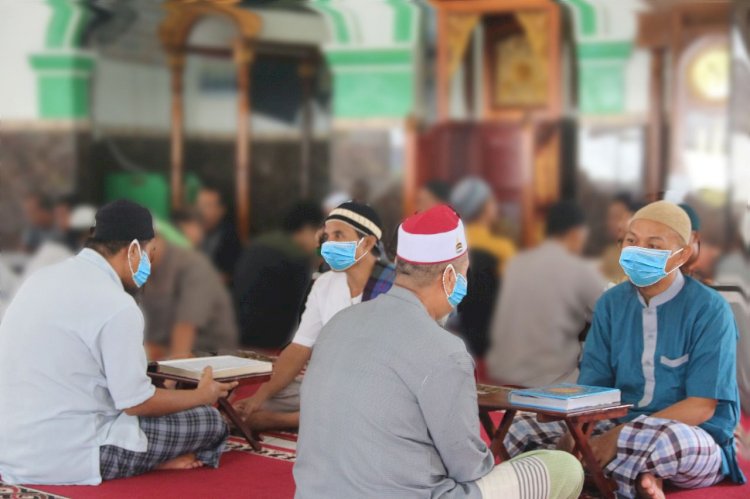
[168,51,186,211]
[299,59,315,199]
[646,48,665,200]
[159,0,262,233]
[436,10,450,121]
[402,114,419,216]
[234,39,253,242]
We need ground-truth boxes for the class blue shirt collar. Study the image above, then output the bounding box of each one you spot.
[77,248,124,290]
[636,271,685,309]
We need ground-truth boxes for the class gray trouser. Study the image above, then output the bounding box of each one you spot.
[263,379,301,413]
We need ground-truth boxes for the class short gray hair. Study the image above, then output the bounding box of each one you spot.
[395,253,468,288]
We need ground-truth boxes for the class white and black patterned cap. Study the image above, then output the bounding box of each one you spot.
[326,201,383,241]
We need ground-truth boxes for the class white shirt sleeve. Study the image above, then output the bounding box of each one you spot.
[291,280,325,348]
[95,305,156,410]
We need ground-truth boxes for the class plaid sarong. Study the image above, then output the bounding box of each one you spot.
[362,261,396,302]
[100,405,229,480]
[505,412,724,498]
[605,415,723,497]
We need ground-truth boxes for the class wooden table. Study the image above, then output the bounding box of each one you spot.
[148,369,271,452]
[477,385,631,499]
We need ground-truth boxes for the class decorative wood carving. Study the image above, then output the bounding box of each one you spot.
[159,0,261,239]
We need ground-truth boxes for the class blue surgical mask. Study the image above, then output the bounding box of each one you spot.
[128,240,151,288]
[443,264,468,308]
[619,246,684,288]
[321,238,368,272]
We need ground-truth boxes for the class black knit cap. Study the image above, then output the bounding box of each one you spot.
[92,199,155,241]
[326,201,383,241]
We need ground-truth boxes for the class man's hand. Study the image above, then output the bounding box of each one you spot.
[234,392,267,421]
[589,426,622,467]
[196,366,238,405]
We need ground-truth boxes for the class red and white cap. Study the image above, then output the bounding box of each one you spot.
[397,205,468,264]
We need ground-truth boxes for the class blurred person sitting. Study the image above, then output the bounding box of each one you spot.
[717,205,750,291]
[415,179,451,213]
[451,177,516,273]
[20,204,97,283]
[0,200,236,485]
[53,194,78,249]
[716,208,750,415]
[233,202,324,349]
[679,203,722,285]
[19,192,57,253]
[600,192,638,283]
[196,184,242,284]
[141,221,238,360]
[449,177,516,357]
[172,209,205,248]
[234,202,395,431]
[486,200,605,387]
[504,201,745,498]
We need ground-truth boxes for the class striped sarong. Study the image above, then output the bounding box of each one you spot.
[475,449,584,499]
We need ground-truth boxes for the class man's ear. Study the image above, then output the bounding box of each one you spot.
[363,235,378,252]
[678,243,694,266]
[442,264,457,292]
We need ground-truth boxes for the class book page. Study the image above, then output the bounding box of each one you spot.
[159,356,271,373]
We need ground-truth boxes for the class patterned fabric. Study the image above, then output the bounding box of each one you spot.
[605,415,724,498]
[100,406,228,480]
[505,412,725,498]
[474,450,584,499]
[362,261,396,302]
[0,483,66,499]
[504,412,616,457]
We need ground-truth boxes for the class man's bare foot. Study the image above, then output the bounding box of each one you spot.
[636,473,665,499]
[156,453,204,471]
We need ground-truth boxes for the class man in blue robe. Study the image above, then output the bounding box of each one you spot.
[505,201,745,498]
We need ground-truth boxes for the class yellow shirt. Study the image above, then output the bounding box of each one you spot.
[464,224,517,274]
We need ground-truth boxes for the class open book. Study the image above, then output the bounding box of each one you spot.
[157,355,273,381]
[509,383,621,412]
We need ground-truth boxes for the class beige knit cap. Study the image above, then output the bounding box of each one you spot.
[630,200,692,244]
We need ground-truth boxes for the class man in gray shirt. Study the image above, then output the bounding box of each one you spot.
[486,201,605,387]
[141,234,238,359]
[295,205,583,499]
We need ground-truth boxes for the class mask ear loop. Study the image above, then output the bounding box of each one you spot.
[665,247,685,275]
[127,239,140,276]
[442,264,456,298]
[353,237,370,264]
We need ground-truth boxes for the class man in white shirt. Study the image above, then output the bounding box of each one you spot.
[0,200,237,485]
[235,201,395,430]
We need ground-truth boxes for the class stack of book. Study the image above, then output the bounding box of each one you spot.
[509,383,621,412]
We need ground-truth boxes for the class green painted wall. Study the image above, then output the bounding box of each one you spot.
[332,70,413,118]
[30,0,94,119]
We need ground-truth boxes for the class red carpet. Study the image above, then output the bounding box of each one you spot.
[0,437,296,499]
[2,414,748,498]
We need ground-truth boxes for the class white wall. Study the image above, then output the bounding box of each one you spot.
[0,0,51,120]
